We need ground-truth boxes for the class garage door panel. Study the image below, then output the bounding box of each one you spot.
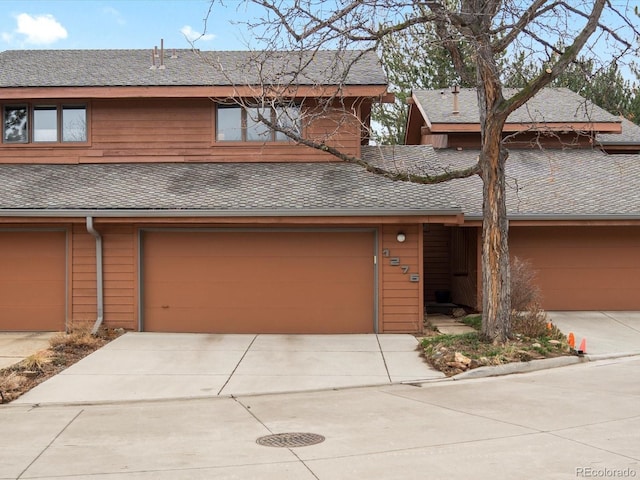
[0,281,65,305]
[146,278,369,308]
[145,255,371,283]
[146,231,370,256]
[0,231,66,331]
[143,231,375,333]
[539,268,638,289]
[515,248,640,269]
[511,226,640,310]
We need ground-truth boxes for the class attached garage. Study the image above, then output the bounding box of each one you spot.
[510,226,640,310]
[0,230,66,331]
[141,229,376,333]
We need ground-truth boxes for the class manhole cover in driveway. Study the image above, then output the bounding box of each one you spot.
[256,432,325,448]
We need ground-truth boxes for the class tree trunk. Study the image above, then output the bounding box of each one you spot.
[473,28,512,344]
[480,120,511,343]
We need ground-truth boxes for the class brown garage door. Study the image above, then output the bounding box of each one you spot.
[142,230,375,333]
[0,231,66,331]
[510,226,640,310]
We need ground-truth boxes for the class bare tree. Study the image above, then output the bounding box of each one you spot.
[205,0,639,343]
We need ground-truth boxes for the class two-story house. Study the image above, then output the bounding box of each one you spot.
[405,87,640,313]
[1,48,460,334]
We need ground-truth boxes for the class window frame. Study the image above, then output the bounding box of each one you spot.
[215,102,301,143]
[2,102,89,145]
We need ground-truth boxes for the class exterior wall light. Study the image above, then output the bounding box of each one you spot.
[396,232,406,243]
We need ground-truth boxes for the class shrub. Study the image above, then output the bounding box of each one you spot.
[510,256,550,338]
[510,256,541,312]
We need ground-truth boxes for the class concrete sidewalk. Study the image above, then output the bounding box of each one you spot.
[0,332,56,370]
[2,355,638,479]
[13,333,445,405]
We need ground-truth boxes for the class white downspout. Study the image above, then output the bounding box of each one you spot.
[86,216,104,335]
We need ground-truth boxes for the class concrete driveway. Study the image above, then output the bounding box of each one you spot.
[547,311,640,356]
[13,333,445,405]
[7,311,640,406]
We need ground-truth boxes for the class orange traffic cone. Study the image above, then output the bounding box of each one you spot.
[578,338,586,354]
[568,332,575,349]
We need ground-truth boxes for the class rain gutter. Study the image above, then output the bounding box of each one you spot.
[463,214,640,221]
[86,216,104,335]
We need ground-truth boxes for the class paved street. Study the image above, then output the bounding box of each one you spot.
[2,355,638,479]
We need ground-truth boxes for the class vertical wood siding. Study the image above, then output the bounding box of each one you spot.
[450,227,479,309]
[380,225,422,333]
[423,224,451,302]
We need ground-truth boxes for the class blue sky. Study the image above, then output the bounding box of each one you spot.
[0,0,250,50]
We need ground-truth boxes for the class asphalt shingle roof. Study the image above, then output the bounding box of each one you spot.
[414,87,621,125]
[0,49,386,87]
[597,117,640,145]
[1,144,637,219]
[432,148,640,218]
[0,159,457,215]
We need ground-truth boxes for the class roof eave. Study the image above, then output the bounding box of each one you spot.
[428,122,621,134]
[0,207,462,218]
[0,84,389,100]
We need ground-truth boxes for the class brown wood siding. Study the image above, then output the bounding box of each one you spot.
[103,226,137,330]
[450,227,479,309]
[70,225,96,328]
[0,230,66,331]
[440,132,594,150]
[380,225,422,333]
[142,230,375,333]
[0,98,363,164]
[510,226,640,310]
[423,224,451,302]
[70,224,137,330]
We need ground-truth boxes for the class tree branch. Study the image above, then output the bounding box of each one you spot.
[255,110,480,184]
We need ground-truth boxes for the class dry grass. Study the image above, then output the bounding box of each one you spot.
[0,327,124,404]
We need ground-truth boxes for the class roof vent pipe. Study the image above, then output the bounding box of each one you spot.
[452,84,460,115]
[159,38,165,69]
[86,216,104,335]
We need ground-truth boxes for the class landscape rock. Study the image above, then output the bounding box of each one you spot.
[454,352,472,366]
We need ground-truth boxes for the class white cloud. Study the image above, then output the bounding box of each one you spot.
[103,7,125,26]
[15,13,68,45]
[180,25,215,42]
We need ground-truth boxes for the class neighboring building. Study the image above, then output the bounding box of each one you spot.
[405,87,640,312]
[597,117,640,154]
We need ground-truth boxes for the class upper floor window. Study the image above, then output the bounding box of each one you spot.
[216,103,300,142]
[3,104,87,144]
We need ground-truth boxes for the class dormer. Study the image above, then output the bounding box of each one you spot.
[405,87,622,150]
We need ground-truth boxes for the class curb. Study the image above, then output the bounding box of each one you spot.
[449,352,640,381]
